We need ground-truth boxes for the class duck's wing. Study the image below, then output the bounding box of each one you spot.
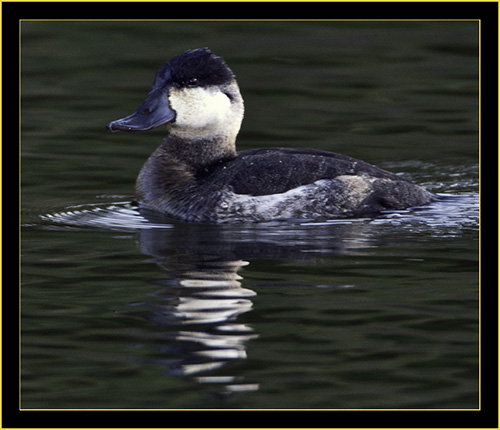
[203,148,402,196]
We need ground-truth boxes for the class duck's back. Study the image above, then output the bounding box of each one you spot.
[202,148,396,196]
[194,148,434,222]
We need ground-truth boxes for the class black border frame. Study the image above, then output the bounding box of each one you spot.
[7,1,498,428]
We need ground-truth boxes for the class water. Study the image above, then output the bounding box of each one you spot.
[21,20,479,409]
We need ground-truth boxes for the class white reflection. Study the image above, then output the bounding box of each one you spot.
[134,230,259,395]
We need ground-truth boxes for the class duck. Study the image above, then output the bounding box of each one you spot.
[107,48,435,223]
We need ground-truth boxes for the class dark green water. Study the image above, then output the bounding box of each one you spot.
[21,21,479,409]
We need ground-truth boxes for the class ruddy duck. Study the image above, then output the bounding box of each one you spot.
[107,48,434,223]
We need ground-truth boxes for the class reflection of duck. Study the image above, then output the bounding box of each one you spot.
[135,228,258,394]
[125,215,385,398]
[107,48,435,223]
[151,257,255,325]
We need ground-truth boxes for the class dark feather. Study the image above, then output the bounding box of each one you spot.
[200,148,402,196]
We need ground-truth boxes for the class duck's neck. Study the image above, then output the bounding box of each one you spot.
[162,133,237,171]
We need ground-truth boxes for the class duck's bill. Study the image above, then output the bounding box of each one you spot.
[106,89,175,132]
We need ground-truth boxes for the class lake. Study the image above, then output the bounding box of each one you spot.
[21,20,479,410]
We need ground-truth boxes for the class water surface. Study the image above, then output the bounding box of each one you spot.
[21,20,479,409]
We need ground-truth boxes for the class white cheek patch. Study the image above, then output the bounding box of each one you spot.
[169,87,231,129]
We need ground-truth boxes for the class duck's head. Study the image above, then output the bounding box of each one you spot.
[107,48,244,140]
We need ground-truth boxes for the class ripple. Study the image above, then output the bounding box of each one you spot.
[370,193,479,236]
[25,189,479,237]
[34,201,174,231]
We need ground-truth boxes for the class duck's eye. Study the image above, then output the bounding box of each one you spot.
[141,107,152,114]
[186,77,199,87]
